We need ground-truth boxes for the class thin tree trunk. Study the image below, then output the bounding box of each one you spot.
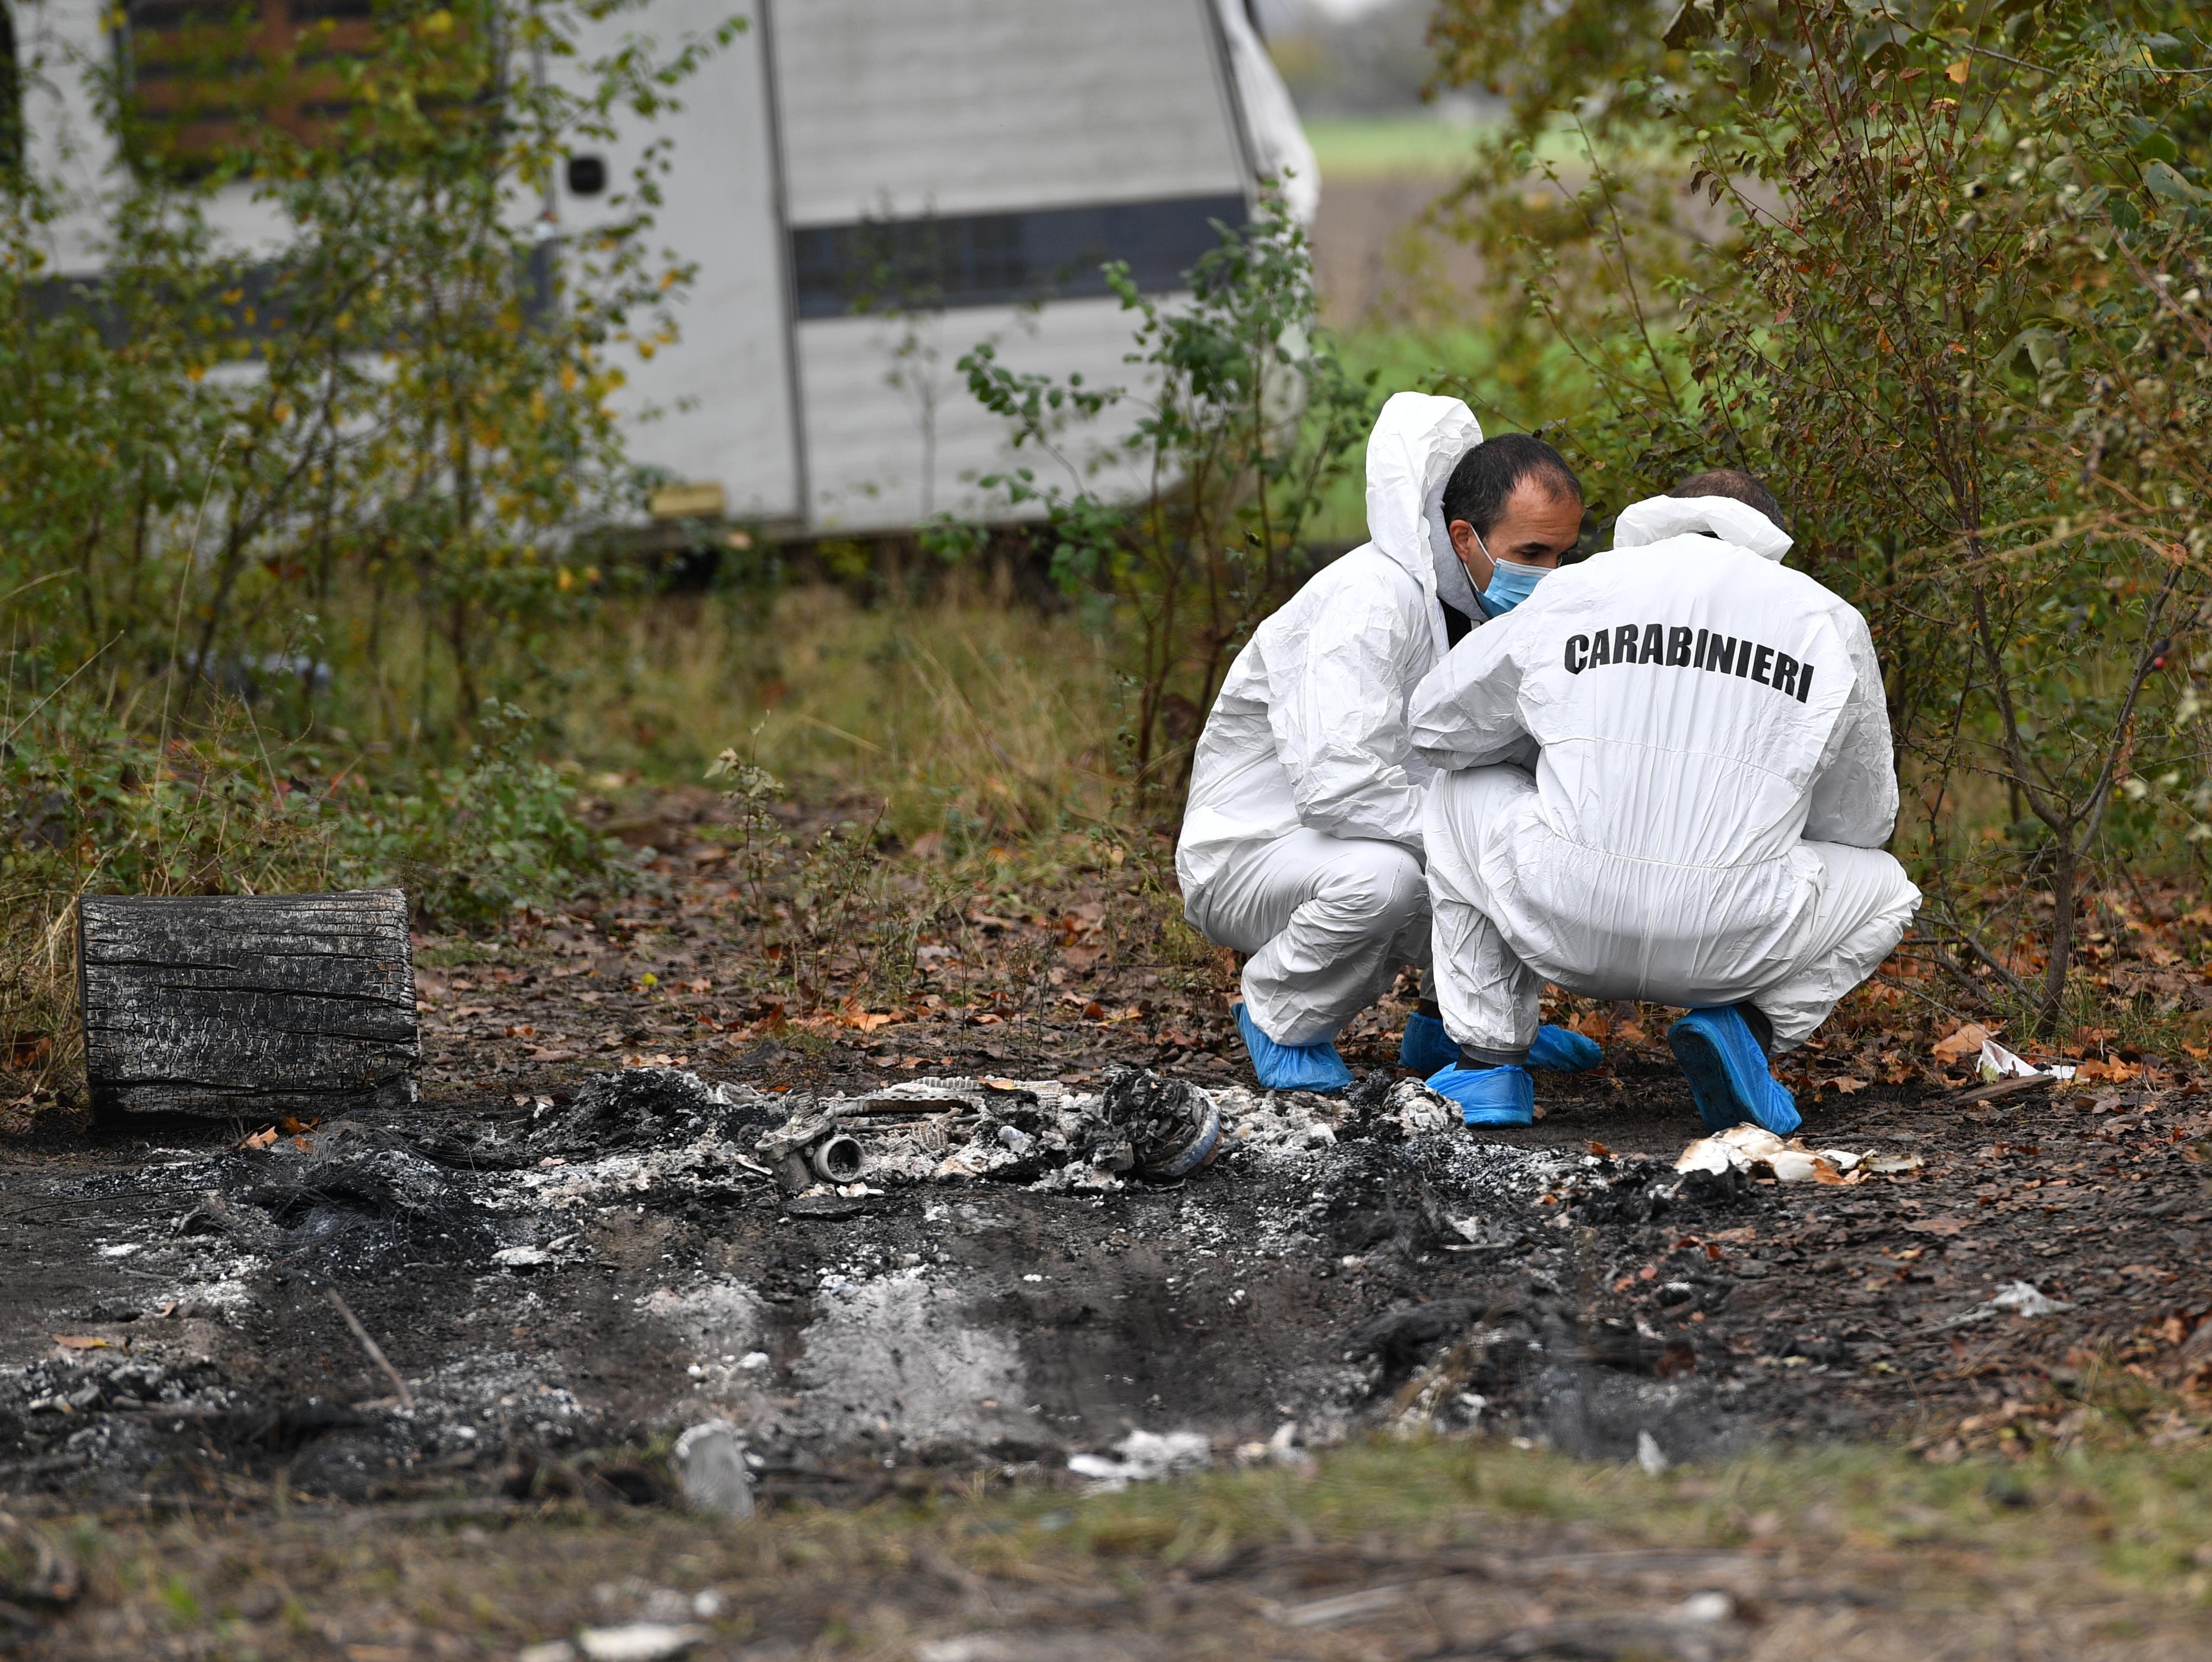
[2038,839,2075,1033]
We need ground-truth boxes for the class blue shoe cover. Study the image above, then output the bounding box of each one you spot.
[1397,1011,1460,1075]
[1235,1004,1354,1093]
[1425,1063,1535,1127]
[1667,1007,1801,1134]
[1528,1023,1603,1073]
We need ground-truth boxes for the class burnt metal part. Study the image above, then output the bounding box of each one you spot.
[809,1134,866,1184]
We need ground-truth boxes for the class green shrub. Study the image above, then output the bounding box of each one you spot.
[324,702,639,929]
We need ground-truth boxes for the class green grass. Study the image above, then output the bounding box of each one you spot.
[1303,113,1684,182]
[1304,113,1500,180]
[1304,321,1608,545]
[44,1437,2212,1656]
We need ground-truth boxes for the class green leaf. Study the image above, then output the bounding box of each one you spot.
[2133,129,2180,166]
[2143,161,2204,205]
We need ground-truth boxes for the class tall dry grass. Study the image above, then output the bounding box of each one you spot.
[536,582,1127,845]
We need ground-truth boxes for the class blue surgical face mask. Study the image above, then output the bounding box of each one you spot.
[1473,528,1551,617]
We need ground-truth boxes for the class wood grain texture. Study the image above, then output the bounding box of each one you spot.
[78,890,420,1120]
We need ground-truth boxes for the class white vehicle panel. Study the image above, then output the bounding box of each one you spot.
[555,0,802,521]
[772,0,1246,223]
[796,294,1161,535]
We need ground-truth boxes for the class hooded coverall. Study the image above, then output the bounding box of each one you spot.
[1409,495,1921,1056]
[1176,393,1485,1046]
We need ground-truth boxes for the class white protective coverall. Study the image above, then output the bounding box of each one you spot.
[1177,393,1484,1045]
[1409,494,1921,1055]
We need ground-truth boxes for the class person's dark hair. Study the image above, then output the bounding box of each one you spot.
[1440,434,1582,537]
[1670,468,1785,531]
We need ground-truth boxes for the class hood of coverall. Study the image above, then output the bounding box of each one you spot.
[1612,494,1795,561]
[1364,392,1485,623]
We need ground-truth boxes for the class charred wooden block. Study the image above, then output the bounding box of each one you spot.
[78,890,420,1121]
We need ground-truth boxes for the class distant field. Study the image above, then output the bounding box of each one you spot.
[1303,112,1678,183]
[1303,113,1496,179]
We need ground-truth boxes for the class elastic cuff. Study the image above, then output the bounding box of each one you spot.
[1457,1043,1530,1069]
[1735,1002,1775,1056]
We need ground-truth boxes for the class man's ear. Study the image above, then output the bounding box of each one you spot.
[1447,519,1492,586]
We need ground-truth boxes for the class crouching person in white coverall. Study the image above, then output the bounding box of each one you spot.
[1407,470,1922,1129]
[1176,391,1605,1091]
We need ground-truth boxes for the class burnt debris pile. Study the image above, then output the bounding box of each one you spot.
[528,1067,787,1154]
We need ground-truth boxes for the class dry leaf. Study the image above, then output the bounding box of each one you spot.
[1829,1076,1869,1095]
[239,1127,279,1150]
[52,1335,109,1350]
[1945,57,1970,83]
[1931,1023,1992,1061]
[1904,1216,1974,1236]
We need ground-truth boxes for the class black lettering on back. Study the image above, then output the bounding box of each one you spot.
[1666,626,1694,667]
[1590,628,1612,666]
[1614,623,1639,664]
[1565,634,1589,673]
[1772,651,1799,697]
[1641,623,1666,665]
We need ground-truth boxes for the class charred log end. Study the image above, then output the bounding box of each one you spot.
[78,890,420,1123]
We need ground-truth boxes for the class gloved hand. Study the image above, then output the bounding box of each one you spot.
[1397,1011,1460,1075]
[1235,1004,1354,1093]
[1528,1023,1604,1072]
[1667,1007,1800,1134]
[1424,1063,1535,1127]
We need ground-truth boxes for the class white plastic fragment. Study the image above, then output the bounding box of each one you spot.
[1928,1280,2077,1333]
[671,1421,753,1519]
[1979,1037,2078,1083]
[575,1624,712,1661]
[1674,1123,1864,1183]
[1764,1147,1821,1183]
[1988,1280,2075,1318]
[1674,1591,1734,1625]
[1066,1428,1212,1490]
[1636,1429,1669,1476]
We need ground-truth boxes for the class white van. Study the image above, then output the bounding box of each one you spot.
[14,0,1313,536]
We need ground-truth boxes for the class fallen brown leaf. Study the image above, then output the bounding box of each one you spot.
[1931,1023,1992,1062]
